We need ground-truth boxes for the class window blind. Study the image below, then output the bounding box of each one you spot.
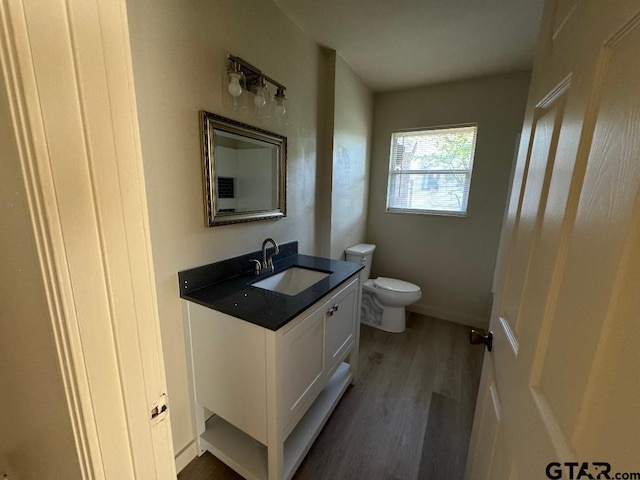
[386,125,478,216]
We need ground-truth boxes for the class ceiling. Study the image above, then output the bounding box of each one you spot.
[273,0,545,92]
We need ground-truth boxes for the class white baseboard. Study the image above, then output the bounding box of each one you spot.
[407,303,489,330]
[175,440,198,474]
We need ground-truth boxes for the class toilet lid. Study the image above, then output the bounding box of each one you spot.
[373,277,420,293]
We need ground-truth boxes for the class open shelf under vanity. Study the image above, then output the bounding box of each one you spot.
[200,362,352,480]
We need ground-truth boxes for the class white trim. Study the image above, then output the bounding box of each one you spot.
[385,207,469,217]
[1,0,175,477]
[0,2,99,477]
[489,384,501,422]
[389,169,473,175]
[499,316,519,357]
[175,441,199,473]
[386,124,478,216]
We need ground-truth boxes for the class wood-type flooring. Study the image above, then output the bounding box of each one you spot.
[178,314,484,480]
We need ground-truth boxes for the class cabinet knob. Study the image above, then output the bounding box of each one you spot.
[333,304,339,311]
[328,307,334,316]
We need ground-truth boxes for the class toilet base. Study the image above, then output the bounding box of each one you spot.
[361,290,406,333]
[378,306,406,333]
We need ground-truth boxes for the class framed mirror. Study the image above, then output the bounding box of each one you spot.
[200,111,286,226]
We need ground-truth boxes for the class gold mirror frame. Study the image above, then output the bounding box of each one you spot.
[200,111,287,226]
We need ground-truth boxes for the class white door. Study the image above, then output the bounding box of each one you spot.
[466,0,640,478]
[0,0,176,477]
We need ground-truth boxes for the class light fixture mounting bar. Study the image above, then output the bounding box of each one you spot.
[228,54,286,91]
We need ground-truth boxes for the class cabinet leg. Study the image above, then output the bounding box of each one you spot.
[348,349,359,385]
[265,332,283,479]
[194,403,207,456]
[349,320,361,385]
[267,441,283,480]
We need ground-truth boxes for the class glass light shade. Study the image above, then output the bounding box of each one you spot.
[254,84,267,108]
[274,96,287,116]
[227,72,243,97]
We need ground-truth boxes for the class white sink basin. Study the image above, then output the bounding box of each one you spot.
[252,267,330,296]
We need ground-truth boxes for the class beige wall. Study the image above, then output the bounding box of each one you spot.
[0,66,82,479]
[367,72,531,328]
[311,48,336,258]
[330,55,373,259]
[126,0,348,458]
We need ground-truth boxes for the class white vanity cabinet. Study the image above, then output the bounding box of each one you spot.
[324,282,358,377]
[184,274,360,480]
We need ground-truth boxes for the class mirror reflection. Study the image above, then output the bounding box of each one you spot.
[201,111,286,226]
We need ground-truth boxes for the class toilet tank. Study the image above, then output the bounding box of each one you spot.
[345,243,376,281]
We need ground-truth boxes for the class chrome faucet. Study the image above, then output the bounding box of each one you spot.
[261,238,280,272]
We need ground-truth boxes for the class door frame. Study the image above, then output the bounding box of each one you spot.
[0,0,175,477]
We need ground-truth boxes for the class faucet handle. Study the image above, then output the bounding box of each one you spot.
[249,259,261,275]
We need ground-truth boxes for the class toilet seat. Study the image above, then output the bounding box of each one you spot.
[372,277,420,293]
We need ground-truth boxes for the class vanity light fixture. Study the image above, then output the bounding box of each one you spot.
[274,87,287,116]
[227,62,244,98]
[224,55,288,121]
[253,77,267,108]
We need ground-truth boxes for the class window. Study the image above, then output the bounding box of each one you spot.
[386,124,478,216]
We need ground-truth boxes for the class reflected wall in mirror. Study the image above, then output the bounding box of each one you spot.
[201,111,286,226]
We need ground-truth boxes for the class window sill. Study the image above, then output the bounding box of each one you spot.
[385,207,468,218]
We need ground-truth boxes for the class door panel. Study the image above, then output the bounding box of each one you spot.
[544,17,640,469]
[466,2,640,478]
[500,89,567,336]
[537,13,640,443]
[466,363,501,480]
[572,206,640,468]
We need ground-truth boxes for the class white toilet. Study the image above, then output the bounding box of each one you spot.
[345,243,421,333]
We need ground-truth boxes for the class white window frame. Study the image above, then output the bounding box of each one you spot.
[385,123,478,217]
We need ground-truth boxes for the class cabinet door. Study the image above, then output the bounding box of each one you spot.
[324,277,358,378]
[280,304,325,434]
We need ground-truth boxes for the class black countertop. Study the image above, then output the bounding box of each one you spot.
[178,242,363,331]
